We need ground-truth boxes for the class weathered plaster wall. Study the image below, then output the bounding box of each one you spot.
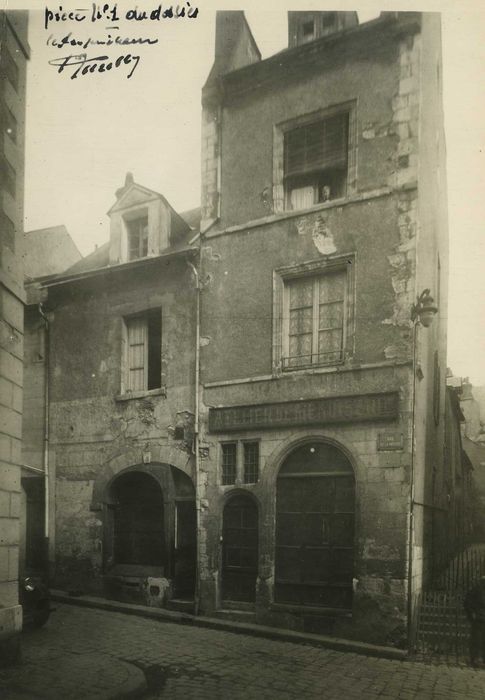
[201,195,413,384]
[218,32,401,229]
[195,14,447,646]
[47,258,197,588]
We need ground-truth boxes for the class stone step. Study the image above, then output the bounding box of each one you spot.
[165,598,195,614]
[213,608,257,624]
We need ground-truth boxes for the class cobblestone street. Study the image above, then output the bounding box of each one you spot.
[1,604,485,699]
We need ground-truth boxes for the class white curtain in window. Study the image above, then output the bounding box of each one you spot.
[290,186,314,211]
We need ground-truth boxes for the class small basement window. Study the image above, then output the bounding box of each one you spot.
[123,308,162,393]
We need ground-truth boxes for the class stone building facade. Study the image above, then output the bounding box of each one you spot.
[29,177,200,604]
[23,11,450,649]
[0,10,29,664]
[196,11,448,646]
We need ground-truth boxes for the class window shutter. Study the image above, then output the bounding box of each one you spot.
[127,317,147,391]
[284,113,348,178]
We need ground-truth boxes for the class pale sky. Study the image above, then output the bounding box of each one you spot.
[17,1,485,385]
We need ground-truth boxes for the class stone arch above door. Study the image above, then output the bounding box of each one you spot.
[90,445,193,511]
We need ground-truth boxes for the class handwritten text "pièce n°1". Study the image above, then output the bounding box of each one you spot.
[44,3,199,30]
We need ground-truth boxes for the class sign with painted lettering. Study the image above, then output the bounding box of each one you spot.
[208,392,399,433]
[377,432,404,451]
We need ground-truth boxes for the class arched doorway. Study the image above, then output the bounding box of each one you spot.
[112,471,164,566]
[222,495,259,603]
[106,466,196,599]
[275,441,355,609]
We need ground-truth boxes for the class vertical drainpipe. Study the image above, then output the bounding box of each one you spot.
[407,319,418,650]
[38,303,50,577]
[187,260,200,615]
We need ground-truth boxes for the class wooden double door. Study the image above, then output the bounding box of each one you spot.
[275,442,355,610]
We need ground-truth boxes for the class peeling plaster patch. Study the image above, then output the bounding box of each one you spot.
[296,214,337,255]
[99,360,108,373]
[137,399,156,426]
[200,336,211,347]
[384,345,400,360]
[312,216,336,255]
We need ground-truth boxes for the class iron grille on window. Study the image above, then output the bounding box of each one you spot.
[284,268,346,370]
[221,443,237,485]
[284,113,349,208]
[243,442,259,484]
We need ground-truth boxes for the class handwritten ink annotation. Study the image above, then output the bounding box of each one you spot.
[44,3,199,30]
[48,53,140,79]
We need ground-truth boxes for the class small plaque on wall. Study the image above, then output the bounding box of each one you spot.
[377,432,403,451]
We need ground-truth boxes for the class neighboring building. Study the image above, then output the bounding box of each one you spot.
[21,226,81,576]
[0,10,29,664]
[447,373,485,541]
[29,174,200,602]
[197,11,448,646]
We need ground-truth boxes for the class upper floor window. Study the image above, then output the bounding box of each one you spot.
[284,112,349,210]
[127,216,148,260]
[273,256,354,373]
[122,308,161,393]
[301,20,315,42]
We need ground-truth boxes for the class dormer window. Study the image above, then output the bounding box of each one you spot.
[302,20,315,41]
[322,12,337,32]
[127,216,148,260]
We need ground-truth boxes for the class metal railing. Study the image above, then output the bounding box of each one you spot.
[414,545,485,665]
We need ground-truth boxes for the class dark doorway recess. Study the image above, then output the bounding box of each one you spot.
[113,471,164,566]
[275,441,355,610]
[22,476,46,573]
[222,495,259,603]
[106,466,196,599]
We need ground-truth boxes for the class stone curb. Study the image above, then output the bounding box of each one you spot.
[51,590,408,662]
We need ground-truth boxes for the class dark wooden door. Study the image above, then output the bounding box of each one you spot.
[275,443,354,610]
[222,496,258,603]
[113,472,164,567]
[174,500,196,597]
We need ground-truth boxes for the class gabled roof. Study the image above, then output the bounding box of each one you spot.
[23,225,82,280]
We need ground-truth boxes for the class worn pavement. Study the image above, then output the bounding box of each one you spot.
[1,603,485,699]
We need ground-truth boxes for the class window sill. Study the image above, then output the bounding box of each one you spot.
[115,387,167,402]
